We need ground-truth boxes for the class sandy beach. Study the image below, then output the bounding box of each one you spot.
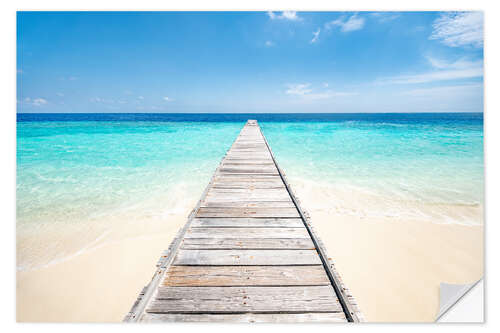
[17,213,188,322]
[16,177,483,322]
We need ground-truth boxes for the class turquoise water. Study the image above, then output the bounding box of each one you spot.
[17,113,484,270]
[17,121,241,227]
[262,119,484,205]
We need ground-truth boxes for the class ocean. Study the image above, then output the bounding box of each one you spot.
[16,113,484,271]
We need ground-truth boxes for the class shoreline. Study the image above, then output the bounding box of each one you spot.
[16,178,484,322]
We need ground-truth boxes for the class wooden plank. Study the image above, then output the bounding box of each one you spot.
[213,180,284,184]
[211,183,285,189]
[214,174,281,180]
[222,159,274,163]
[162,266,330,286]
[141,312,347,323]
[202,198,292,204]
[218,169,279,175]
[205,193,291,200]
[181,238,316,250]
[190,218,304,227]
[207,188,289,194]
[147,286,342,313]
[196,207,300,218]
[223,157,272,161]
[185,227,308,239]
[222,161,275,165]
[173,249,322,265]
[201,201,295,208]
[201,199,295,208]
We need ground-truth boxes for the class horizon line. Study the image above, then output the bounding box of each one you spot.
[17,111,484,115]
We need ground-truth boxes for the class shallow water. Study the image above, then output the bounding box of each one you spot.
[16,113,484,270]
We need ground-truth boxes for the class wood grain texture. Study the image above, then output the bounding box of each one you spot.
[173,249,322,265]
[185,227,309,239]
[163,265,330,286]
[196,207,300,218]
[147,286,342,313]
[141,312,346,323]
[190,218,304,227]
[208,187,288,193]
[181,238,316,250]
[212,183,285,189]
[201,201,294,208]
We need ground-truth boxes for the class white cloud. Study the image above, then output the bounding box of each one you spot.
[325,14,365,32]
[425,56,481,70]
[90,97,115,104]
[267,11,301,21]
[33,98,47,106]
[310,28,321,43]
[286,84,313,96]
[430,12,483,48]
[138,96,144,100]
[265,40,274,47]
[56,92,64,97]
[163,96,174,102]
[23,97,48,107]
[282,11,299,21]
[285,83,357,100]
[370,12,400,23]
[376,57,483,85]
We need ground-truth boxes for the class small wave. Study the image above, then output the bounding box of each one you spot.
[17,230,111,272]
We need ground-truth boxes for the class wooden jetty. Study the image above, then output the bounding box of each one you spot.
[124,120,363,323]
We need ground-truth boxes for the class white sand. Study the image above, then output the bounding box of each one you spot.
[17,216,187,322]
[17,179,484,322]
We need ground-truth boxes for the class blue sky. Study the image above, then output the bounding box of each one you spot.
[17,11,483,113]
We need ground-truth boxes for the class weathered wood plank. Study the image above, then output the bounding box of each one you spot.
[196,207,300,218]
[202,198,292,204]
[205,194,291,200]
[201,201,295,208]
[163,266,330,286]
[214,174,281,180]
[222,161,275,166]
[185,227,308,239]
[211,183,285,189]
[190,218,304,227]
[207,188,289,194]
[222,159,274,164]
[147,286,341,313]
[213,179,283,183]
[207,189,290,195]
[181,238,316,250]
[173,249,322,265]
[141,312,347,323]
[218,169,279,175]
